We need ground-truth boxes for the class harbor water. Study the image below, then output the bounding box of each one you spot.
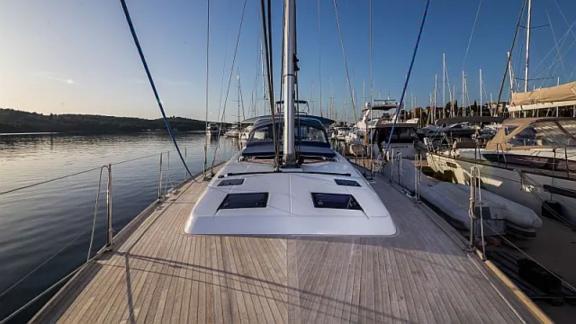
[0,132,238,321]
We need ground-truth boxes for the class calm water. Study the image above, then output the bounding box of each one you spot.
[0,132,238,321]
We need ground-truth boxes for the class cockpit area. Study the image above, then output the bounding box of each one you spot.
[241,116,336,160]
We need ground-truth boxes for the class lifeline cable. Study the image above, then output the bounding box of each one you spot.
[119,0,193,178]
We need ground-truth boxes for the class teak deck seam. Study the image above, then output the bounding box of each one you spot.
[31,170,541,323]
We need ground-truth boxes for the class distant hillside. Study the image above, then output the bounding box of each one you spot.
[0,108,215,134]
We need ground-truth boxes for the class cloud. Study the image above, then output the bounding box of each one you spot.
[33,71,77,85]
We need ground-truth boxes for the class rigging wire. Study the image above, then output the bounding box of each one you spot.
[551,0,576,44]
[317,0,323,118]
[332,0,358,122]
[384,0,431,156]
[546,10,566,78]
[217,44,230,132]
[531,22,576,78]
[462,0,483,69]
[368,0,374,172]
[495,0,527,114]
[260,0,280,168]
[239,76,246,122]
[531,20,576,88]
[118,0,193,178]
[210,0,249,170]
[203,0,211,177]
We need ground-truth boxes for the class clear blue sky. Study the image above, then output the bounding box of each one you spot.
[1,0,575,122]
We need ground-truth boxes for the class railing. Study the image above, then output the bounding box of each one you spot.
[495,143,508,167]
[467,166,486,260]
[552,146,573,179]
[470,167,576,298]
[373,148,576,304]
[0,149,201,323]
[387,151,403,183]
[413,153,422,201]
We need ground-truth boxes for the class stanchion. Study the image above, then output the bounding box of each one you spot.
[105,164,113,249]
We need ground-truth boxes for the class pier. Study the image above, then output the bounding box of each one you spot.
[31,169,543,323]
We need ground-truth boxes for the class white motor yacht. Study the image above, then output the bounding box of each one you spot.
[205,122,220,136]
[223,126,240,138]
[239,124,253,142]
[372,121,418,159]
[427,117,576,226]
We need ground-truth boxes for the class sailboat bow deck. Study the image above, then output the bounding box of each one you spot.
[32,171,539,323]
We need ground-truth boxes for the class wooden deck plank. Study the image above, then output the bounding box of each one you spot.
[222,237,250,324]
[117,202,183,323]
[374,180,505,323]
[253,238,288,323]
[240,238,279,324]
[31,171,540,324]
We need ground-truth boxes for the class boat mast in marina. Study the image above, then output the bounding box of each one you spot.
[283,0,296,165]
[479,68,483,115]
[442,52,446,118]
[524,0,532,92]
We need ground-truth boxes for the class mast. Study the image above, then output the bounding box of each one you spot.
[461,71,465,117]
[433,73,437,123]
[442,53,446,118]
[524,0,532,92]
[317,0,322,124]
[507,51,515,93]
[368,0,374,148]
[282,0,297,165]
[260,38,268,116]
[236,74,241,131]
[479,68,483,116]
[451,85,455,118]
[490,92,494,116]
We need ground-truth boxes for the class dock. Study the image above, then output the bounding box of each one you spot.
[32,170,541,323]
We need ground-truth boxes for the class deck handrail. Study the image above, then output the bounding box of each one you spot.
[468,166,486,260]
[0,151,170,196]
[0,149,195,323]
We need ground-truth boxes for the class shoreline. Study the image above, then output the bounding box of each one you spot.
[0,130,208,136]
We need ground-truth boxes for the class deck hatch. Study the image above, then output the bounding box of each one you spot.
[218,178,245,186]
[334,179,361,187]
[311,193,363,211]
[218,192,268,209]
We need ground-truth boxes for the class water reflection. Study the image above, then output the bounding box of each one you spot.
[0,132,237,320]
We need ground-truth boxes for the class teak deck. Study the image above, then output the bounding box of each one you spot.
[32,171,538,323]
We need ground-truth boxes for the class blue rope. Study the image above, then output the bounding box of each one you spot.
[384,0,431,155]
[119,0,193,178]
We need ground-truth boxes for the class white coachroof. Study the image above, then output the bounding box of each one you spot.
[185,153,397,236]
[509,81,576,112]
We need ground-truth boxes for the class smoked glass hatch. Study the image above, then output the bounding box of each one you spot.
[311,193,363,211]
[218,192,268,209]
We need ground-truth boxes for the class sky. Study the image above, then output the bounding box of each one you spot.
[0,0,575,122]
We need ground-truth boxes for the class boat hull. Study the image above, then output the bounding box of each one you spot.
[427,152,576,226]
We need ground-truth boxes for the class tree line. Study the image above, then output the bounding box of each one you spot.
[0,108,218,134]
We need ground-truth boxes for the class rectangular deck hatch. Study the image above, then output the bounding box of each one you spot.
[311,193,363,211]
[218,178,245,186]
[334,179,361,187]
[218,192,268,210]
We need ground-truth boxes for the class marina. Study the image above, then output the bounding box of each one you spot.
[1,0,576,323]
